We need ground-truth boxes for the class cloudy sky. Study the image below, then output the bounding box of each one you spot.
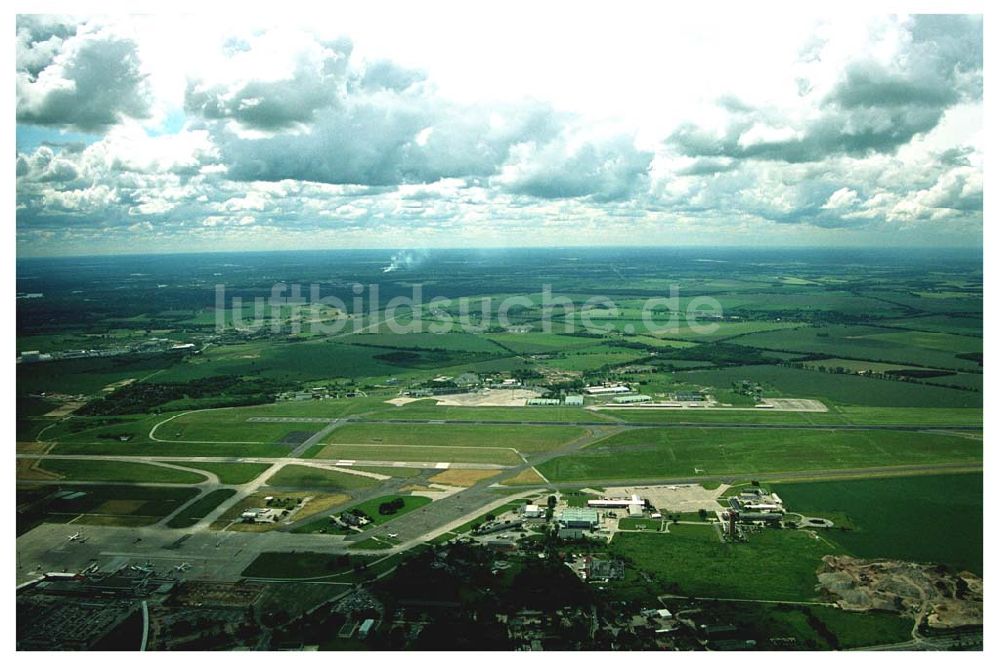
[14,6,983,256]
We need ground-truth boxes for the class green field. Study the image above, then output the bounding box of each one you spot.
[325,423,584,453]
[349,494,433,526]
[265,464,380,490]
[365,402,612,423]
[17,484,200,532]
[336,331,506,354]
[606,405,982,427]
[152,412,325,443]
[733,325,982,372]
[610,525,835,601]
[165,489,237,528]
[617,517,664,531]
[537,427,982,483]
[676,365,981,408]
[242,551,378,579]
[774,473,983,574]
[316,443,522,465]
[173,462,273,484]
[689,602,914,650]
[34,459,207,485]
[49,439,292,459]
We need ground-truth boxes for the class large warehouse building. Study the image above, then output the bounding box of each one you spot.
[558,508,600,529]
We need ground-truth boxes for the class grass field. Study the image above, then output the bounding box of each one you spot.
[350,494,433,526]
[18,484,200,532]
[33,459,208,484]
[165,489,237,528]
[774,473,983,574]
[49,439,293,459]
[365,402,614,423]
[605,405,982,427]
[733,325,982,372]
[537,427,982,483]
[610,525,835,601]
[242,552,377,579]
[265,465,380,490]
[152,411,326,443]
[693,601,914,650]
[336,331,506,354]
[618,517,664,531]
[676,365,981,408]
[314,443,523,465]
[325,423,584,453]
[173,462,273,484]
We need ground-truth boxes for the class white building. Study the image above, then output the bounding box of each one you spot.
[583,385,631,395]
[587,494,645,516]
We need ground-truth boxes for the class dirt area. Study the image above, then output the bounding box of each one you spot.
[17,442,52,454]
[385,396,429,406]
[101,378,136,393]
[16,459,61,481]
[503,467,548,486]
[405,483,464,499]
[171,581,264,606]
[818,555,983,629]
[602,483,728,513]
[428,469,501,487]
[590,397,827,412]
[435,389,543,407]
[43,401,87,417]
[761,398,828,412]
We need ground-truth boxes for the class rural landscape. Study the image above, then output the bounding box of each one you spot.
[13,9,984,655]
[16,247,983,650]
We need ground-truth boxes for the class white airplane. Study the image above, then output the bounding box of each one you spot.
[387,533,398,539]
[67,532,84,542]
[174,562,191,572]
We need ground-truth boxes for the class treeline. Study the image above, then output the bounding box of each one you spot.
[782,361,980,393]
[79,375,286,416]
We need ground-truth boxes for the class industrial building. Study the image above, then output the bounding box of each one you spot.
[613,394,652,404]
[358,618,375,639]
[587,494,646,516]
[475,518,523,535]
[557,508,599,529]
[522,504,543,519]
[583,385,631,395]
[563,395,584,406]
[729,488,784,513]
[526,398,561,406]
